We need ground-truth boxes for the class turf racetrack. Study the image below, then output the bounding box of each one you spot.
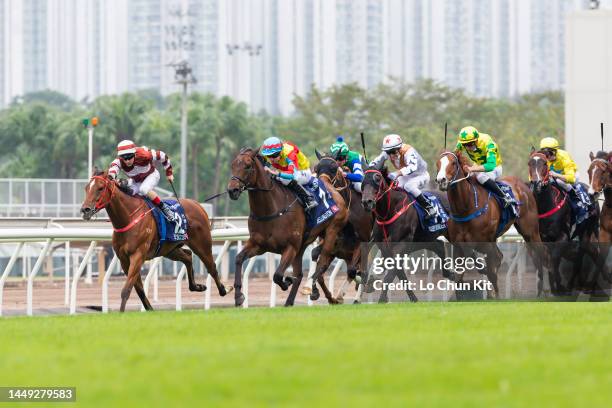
[1,302,611,407]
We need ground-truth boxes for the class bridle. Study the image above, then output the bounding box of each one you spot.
[439,151,471,186]
[88,175,117,215]
[364,169,398,204]
[230,151,274,192]
[588,158,611,194]
[528,152,551,185]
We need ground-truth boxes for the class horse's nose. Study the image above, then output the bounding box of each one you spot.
[361,199,374,212]
[228,188,241,200]
[588,186,595,195]
[81,206,92,220]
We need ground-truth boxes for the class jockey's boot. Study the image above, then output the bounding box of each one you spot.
[415,193,437,219]
[483,179,514,208]
[158,201,176,222]
[288,180,317,212]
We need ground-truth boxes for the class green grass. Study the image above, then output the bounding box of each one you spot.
[0,303,611,407]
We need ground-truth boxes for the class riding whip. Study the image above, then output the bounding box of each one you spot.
[444,122,448,150]
[601,122,604,151]
[169,180,180,201]
[204,190,228,202]
[360,132,368,163]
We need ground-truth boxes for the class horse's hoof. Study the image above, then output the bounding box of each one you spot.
[336,296,344,304]
[354,275,362,285]
[235,293,245,307]
[302,286,312,296]
[189,284,207,292]
[309,287,320,301]
[378,296,388,304]
[328,298,340,305]
[223,285,234,296]
[352,299,360,304]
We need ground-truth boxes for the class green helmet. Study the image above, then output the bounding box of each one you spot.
[330,136,349,160]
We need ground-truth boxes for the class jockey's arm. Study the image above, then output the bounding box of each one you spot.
[397,150,419,177]
[107,159,121,180]
[466,144,497,173]
[151,149,173,178]
[369,152,388,169]
[345,157,364,182]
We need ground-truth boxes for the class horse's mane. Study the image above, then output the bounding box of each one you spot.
[238,147,266,166]
[438,148,471,169]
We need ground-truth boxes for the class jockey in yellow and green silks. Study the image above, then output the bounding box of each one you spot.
[455,126,515,207]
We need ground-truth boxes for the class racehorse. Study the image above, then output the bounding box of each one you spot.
[361,163,450,303]
[311,152,374,303]
[81,169,230,312]
[529,150,602,295]
[436,149,544,298]
[227,148,349,306]
[588,151,612,243]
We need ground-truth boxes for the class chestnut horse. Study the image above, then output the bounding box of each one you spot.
[227,148,349,306]
[311,154,374,303]
[81,169,230,312]
[436,150,544,298]
[588,151,612,243]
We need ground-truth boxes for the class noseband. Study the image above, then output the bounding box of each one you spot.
[87,175,117,214]
[439,151,471,186]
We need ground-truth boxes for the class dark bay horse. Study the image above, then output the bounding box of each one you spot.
[588,151,612,243]
[529,150,604,295]
[227,148,349,306]
[311,154,374,303]
[436,150,544,298]
[361,164,450,303]
[81,169,230,312]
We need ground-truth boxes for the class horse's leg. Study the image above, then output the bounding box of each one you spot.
[272,246,297,291]
[189,240,231,296]
[378,269,396,303]
[134,274,153,311]
[285,249,305,306]
[484,246,501,299]
[317,273,340,304]
[234,241,263,307]
[395,267,418,302]
[120,251,146,312]
[166,247,206,292]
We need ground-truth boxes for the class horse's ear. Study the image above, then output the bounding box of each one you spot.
[315,148,323,160]
[531,146,536,154]
[589,151,595,161]
[254,147,261,156]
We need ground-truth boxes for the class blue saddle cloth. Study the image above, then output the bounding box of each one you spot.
[410,192,449,233]
[144,199,188,255]
[303,178,339,229]
[568,183,591,226]
[493,182,519,238]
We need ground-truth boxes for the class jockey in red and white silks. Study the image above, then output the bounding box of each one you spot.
[108,140,176,220]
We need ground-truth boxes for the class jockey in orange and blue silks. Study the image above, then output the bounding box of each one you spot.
[108,140,176,221]
[261,136,317,211]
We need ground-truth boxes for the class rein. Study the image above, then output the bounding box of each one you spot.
[88,175,153,233]
[364,169,415,241]
[537,187,567,219]
[438,152,489,222]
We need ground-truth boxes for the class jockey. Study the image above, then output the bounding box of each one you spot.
[261,136,317,211]
[369,133,437,218]
[329,136,365,192]
[108,140,175,221]
[539,137,591,209]
[455,126,515,207]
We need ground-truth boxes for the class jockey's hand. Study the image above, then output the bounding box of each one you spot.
[339,169,347,177]
[464,165,480,174]
[264,167,279,176]
[388,171,400,181]
[549,171,562,180]
[167,174,174,183]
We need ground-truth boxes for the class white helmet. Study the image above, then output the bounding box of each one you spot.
[382,134,403,151]
[117,140,136,156]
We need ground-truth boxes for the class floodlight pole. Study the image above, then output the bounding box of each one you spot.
[171,61,196,198]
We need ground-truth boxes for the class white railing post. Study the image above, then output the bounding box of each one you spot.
[26,239,53,316]
[69,241,97,315]
[267,252,276,307]
[64,242,70,305]
[205,240,232,310]
[102,255,119,313]
[175,265,187,311]
[0,242,25,316]
[242,257,257,309]
[142,258,162,311]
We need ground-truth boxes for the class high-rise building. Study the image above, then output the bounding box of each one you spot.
[3,0,612,112]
